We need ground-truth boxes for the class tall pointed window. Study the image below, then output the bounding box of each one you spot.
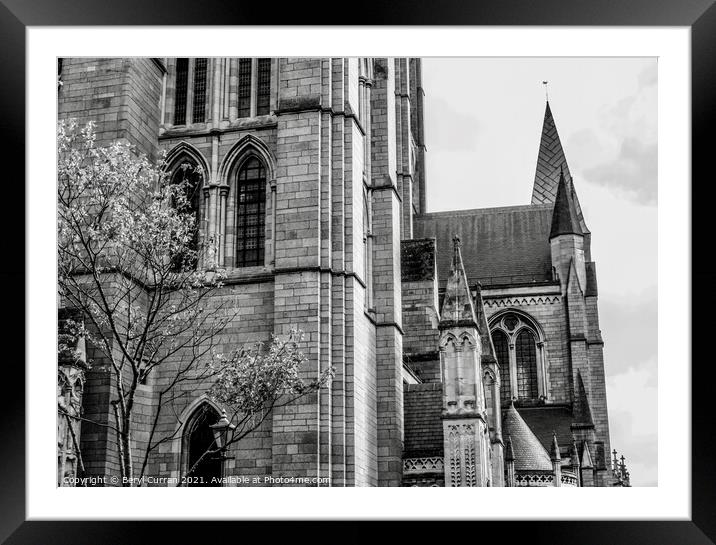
[490,311,546,404]
[183,403,222,486]
[169,161,203,271]
[235,158,267,267]
[173,58,209,126]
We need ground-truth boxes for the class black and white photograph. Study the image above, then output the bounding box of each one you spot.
[55,55,656,489]
[5,9,708,541]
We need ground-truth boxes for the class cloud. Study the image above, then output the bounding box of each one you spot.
[584,138,657,205]
[569,64,657,205]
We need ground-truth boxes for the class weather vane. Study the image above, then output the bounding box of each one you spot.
[542,80,549,102]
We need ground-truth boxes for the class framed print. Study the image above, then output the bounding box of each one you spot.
[6,0,715,543]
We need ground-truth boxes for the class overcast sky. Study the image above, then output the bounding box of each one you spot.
[421,57,657,486]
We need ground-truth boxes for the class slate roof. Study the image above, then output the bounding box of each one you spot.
[414,204,555,287]
[402,386,579,467]
[403,383,443,458]
[531,101,588,235]
[502,403,553,471]
[532,102,573,204]
[516,405,575,459]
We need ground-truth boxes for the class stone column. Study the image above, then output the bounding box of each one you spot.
[164,58,177,128]
[218,185,229,266]
[537,341,547,399]
[508,341,518,399]
[269,179,277,266]
[228,58,238,121]
[370,58,404,486]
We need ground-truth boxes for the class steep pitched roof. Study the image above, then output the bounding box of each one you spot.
[502,403,553,471]
[439,235,477,327]
[517,405,575,456]
[549,168,582,239]
[414,204,555,287]
[532,101,589,234]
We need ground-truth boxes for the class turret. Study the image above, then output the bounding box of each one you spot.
[439,235,491,486]
[439,235,481,415]
[549,168,586,291]
[532,100,591,259]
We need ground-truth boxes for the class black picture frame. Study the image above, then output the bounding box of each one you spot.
[5,0,713,543]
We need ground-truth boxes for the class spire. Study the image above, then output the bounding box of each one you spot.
[474,282,496,363]
[549,167,582,240]
[532,100,589,234]
[532,101,572,204]
[550,432,561,462]
[439,235,477,328]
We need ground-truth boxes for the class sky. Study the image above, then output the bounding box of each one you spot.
[421,57,657,486]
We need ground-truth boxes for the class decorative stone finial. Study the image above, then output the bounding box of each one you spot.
[550,432,561,461]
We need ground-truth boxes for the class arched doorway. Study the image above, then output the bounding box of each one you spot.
[184,404,223,486]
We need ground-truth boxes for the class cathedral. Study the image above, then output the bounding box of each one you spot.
[57,57,630,487]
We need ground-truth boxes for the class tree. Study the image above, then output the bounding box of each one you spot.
[57,120,331,486]
[182,328,332,483]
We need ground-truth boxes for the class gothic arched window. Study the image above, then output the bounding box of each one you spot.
[489,311,546,404]
[173,58,209,126]
[492,330,511,405]
[169,161,203,271]
[235,157,267,267]
[183,403,222,486]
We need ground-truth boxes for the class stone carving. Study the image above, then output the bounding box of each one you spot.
[403,457,445,474]
[58,366,85,486]
[484,296,560,309]
[445,423,479,487]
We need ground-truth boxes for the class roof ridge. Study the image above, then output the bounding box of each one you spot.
[418,203,554,218]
